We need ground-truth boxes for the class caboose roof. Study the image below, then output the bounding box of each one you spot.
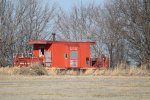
[29,40,95,45]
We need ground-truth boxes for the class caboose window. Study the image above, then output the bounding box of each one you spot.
[39,46,44,56]
[64,53,68,59]
[71,51,78,59]
[86,57,89,65]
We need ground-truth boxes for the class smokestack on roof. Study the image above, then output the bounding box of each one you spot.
[52,33,56,41]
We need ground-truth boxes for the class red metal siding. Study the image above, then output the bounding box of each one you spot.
[51,43,69,68]
[79,43,90,68]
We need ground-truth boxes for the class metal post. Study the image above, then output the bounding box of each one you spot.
[52,33,56,41]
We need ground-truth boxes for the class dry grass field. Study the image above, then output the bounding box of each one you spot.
[0,75,150,100]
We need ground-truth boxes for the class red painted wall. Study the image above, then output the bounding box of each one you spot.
[79,43,91,68]
[51,43,68,68]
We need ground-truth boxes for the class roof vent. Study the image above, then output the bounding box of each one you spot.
[52,33,56,41]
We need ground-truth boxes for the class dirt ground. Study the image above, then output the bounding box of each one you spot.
[0,75,150,100]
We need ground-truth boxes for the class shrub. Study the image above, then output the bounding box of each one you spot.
[14,63,48,76]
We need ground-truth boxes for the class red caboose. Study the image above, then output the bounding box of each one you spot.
[28,40,95,69]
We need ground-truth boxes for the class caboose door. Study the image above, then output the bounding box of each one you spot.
[70,50,78,67]
[45,51,51,67]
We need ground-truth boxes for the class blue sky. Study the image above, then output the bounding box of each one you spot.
[48,0,106,11]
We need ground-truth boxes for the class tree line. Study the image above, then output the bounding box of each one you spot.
[0,0,149,68]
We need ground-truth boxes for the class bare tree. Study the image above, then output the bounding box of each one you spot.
[56,3,97,41]
[111,0,150,66]
[0,0,16,66]
[0,0,56,66]
[96,0,150,67]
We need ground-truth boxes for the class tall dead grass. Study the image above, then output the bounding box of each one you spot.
[46,67,58,75]
[0,66,19,75]
[90,63,150,76]
[0,63,48,75]
[0,63,149,76]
